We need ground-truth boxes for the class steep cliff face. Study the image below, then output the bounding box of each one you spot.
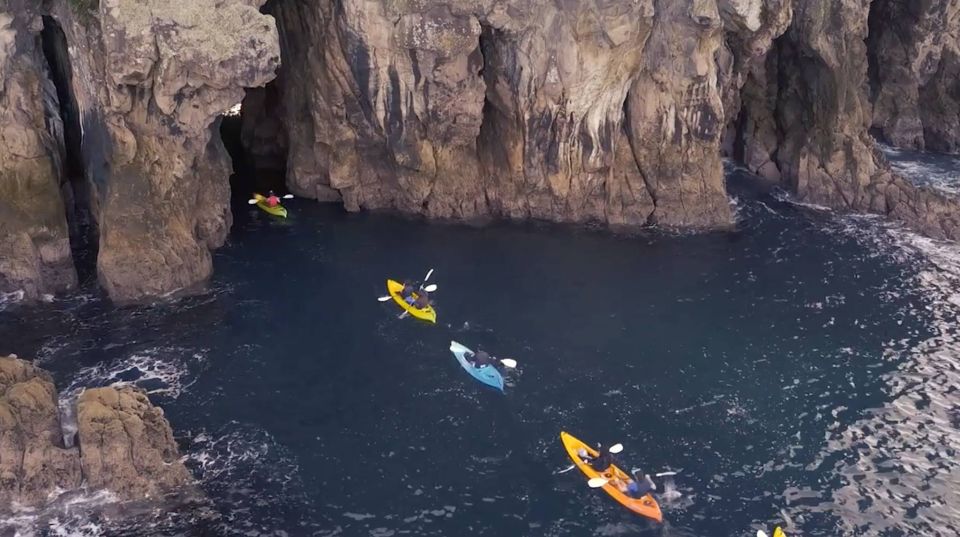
[867,0,960,153]
[0,3,76,300]
[263,0,791,229]
[731,0,960,239]
[52,0,280,302]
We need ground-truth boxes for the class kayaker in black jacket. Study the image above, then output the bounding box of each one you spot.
[468,349,496,368]
[413,288,431,309]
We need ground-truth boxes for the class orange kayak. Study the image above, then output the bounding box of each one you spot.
[560,431,663,522]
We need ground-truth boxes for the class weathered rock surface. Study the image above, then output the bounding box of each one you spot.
[0,355,193,511]
[730,0,960,239]
[52,0,280,302]
[867,0,960,152]
[266,0,796,229]
[5,0,960,303]
[77,386,191,499]
[0,355,81,508]
[0,3,77,300]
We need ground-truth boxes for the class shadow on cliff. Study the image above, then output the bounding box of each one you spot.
[40,15,98,284]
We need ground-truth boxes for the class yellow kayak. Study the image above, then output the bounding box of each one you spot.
[386,279,436,323]
[560,431,663,522]
[253,193,287,217]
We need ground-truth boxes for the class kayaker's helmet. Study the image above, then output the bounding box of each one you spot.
[269,190,275,196]
[627,482,639,494]
[577,448,588,458]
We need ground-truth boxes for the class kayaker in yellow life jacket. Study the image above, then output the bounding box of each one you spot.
[266,190,281,207]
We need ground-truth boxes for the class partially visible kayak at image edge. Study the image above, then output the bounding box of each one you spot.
[254,193,288,218]
[449,340,504,392]
[386,279,436,323]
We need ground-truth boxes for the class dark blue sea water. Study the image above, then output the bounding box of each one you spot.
[2,164,959,537]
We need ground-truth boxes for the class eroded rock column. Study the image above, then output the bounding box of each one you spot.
[0,4,77,299]
[59,0,280,302]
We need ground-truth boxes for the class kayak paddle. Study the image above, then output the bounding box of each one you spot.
[422,284,437,292]
[283,194,294,199]
[377,296,392,302]
[247,198,258,204]
[423,268,434,283]
[587,477,609,488]
[609,443,624,454]
[757,532,769,537]
[500,358,517,368]
[555,464,577,474]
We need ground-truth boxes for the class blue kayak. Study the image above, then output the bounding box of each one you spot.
[449,341,504,392]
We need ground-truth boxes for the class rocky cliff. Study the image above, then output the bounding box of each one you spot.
[265,0,794,228]
[2,0,960,303]
[0,354,192,511]
[0,2,77,300]
[867,0,960,153]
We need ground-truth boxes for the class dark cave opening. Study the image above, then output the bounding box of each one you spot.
[39,15,97,283]
[220,82,289,218]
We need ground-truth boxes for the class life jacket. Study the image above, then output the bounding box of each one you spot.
[267,195,280,207]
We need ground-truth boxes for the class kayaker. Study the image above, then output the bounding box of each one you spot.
[266,190,281,207]
[588,445,618,472]
[468,349,496,368]
[627,473,656,498]
[401,281,415,303]
[413,288,431,309]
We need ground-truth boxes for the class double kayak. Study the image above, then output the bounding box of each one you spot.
[386,279,436,323]
[449,341,504,391]
[559,431,663,522]
[253,193,287,217]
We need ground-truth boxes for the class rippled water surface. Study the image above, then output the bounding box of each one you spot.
[1,163,959,537]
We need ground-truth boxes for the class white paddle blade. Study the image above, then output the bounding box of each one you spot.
[608,443,624,454]
[587,477,608,488]
[424,268,434,282]
[247,199,258,204]
[500,358,517,368]
[655,471,678,477]
[422,284,438,292]
[757,531,768,537]
[556,464,576,474]
[377,296,392,302]
[283,194,294,199]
